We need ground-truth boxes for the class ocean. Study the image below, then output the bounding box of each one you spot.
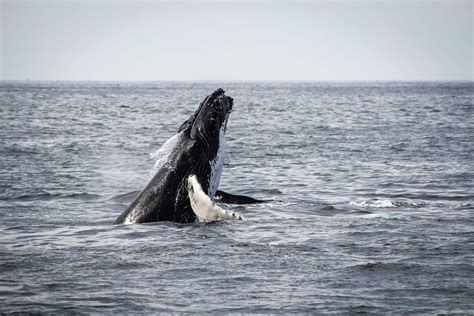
[0,81,473,313]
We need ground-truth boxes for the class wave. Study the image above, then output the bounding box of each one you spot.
[360,212,415,220]
[0,192,102,202]
[367,193,473,202]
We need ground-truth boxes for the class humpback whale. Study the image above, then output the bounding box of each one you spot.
[115,88,259,224]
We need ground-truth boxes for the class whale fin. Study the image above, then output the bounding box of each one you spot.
[214,190,267,204]
[187,175,242,222]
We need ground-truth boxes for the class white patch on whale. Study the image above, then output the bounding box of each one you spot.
[208,127,225,198]
[187,175,241,222]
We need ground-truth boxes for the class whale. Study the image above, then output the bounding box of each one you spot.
[115,88,259,224]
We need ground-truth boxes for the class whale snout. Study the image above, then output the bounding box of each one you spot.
[220,95,233,115]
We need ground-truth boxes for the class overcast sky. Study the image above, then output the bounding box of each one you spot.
[1,0,472,81]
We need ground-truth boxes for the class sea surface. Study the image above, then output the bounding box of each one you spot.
[0,81,473,314]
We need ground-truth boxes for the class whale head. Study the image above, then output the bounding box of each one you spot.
[173,88,233,205]
[191,88,233,140]
[178,88,233,141]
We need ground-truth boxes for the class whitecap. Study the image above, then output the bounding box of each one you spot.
[350,199,396,208]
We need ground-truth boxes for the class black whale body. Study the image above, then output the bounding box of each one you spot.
[115,89,232,224]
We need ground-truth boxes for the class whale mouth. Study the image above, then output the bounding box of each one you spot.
[218,94,233,131]
[223,106,233,132]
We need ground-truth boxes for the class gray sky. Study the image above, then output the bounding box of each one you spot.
[1,0,472,81]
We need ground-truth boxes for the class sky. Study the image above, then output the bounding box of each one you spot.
[1,0,472,81]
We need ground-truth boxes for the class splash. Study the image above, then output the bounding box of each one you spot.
[149,131,185,178]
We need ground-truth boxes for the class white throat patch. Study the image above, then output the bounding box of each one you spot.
[208,127,225,198]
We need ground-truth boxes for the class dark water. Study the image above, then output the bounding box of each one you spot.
[1,81,473,314]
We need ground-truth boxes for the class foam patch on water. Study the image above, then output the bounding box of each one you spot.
[350,198,425,209]
[350,199,396,208]
[150,131,184,178]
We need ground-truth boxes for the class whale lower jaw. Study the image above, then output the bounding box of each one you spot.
[187,175,242,222]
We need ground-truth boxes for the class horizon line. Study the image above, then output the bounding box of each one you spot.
[1,79,473,83]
